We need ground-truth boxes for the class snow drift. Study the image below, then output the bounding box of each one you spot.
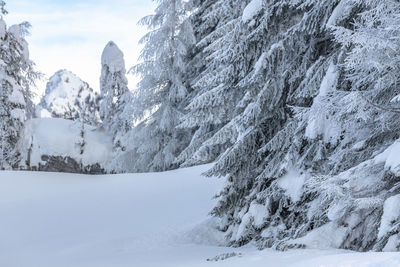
[0,166,399,267]
[18,118,112,173]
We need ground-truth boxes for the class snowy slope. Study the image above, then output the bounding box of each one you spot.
[0,166,399,267]
[19,118,112,168]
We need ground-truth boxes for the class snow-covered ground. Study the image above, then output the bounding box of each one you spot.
[0,165,399,267]
[19,118,112,168]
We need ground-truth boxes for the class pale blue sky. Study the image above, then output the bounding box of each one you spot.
[6,0,155,99]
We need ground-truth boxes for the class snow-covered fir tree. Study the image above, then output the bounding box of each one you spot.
[202,0,355,249]
[176,0,247,167]
[99,41,133,152]
[0,5,38,169]
[187,0,400,252]
[128,0,195,172]
[39,70,101,126]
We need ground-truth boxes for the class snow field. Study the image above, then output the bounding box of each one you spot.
[0,165,399,267]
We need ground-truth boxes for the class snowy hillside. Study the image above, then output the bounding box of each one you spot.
[39,70,101,125]
[1,165,399,267]
[18,118,112,172]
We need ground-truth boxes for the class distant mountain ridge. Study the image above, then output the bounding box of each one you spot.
[39,70,101,125]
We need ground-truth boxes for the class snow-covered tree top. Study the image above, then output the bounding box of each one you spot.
[101,41,126,73]
[7,23,30,60]
[8,24,22,39]
[0,19,6,39]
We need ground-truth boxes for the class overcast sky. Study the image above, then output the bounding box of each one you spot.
[6,0,155,100]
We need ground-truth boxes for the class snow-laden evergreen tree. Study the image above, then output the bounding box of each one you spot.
[193,0,400,252]
[128,0,195,172]
[99,41,133,152]
[0,5,38,169]
[39,70,101,125]
[176,0,247,167]
[312,0,400,252]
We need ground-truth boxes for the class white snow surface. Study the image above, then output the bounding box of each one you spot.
[101,41,126,73]
[378,195,400,239]
[19,118,112,167]
[289,222,348,250]
[1,165,399,267]
[10,108,25,121]
[248,201,269,228]
[374,139,400,176]
[35,105,52,118]
[277,168,306,202]
[390,93,400,103]
[9,87,25,106]
[327,0,354,27]
[305,62,341,143]
[242,0,263,23]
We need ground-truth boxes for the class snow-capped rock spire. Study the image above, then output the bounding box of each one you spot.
[101,41,126,74]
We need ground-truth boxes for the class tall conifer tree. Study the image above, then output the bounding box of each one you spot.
[130,0,195,172]
[0,3,38,169]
